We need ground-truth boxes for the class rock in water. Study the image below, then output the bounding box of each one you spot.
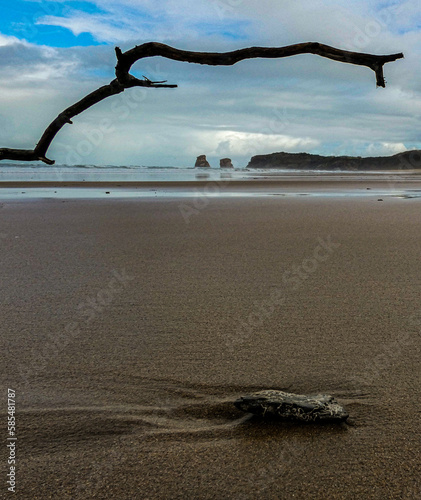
[220,158,234,168]
[195,155,211,168]
[234,390,348,422]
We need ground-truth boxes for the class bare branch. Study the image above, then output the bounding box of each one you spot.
[0,41,404,165]
[116,42,404,88]
[0,148,55,165]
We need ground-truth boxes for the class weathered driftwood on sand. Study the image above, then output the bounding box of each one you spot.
[234,390,349,422]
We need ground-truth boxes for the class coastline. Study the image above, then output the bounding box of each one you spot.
[0,172,421,200]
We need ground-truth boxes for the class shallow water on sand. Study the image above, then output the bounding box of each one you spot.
[0,168,421,200]
[1,186,421,199]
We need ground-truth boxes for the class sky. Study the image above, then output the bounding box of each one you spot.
[0,0,420,166]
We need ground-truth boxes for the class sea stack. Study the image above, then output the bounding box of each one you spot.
[195,155,211,168]
[220,158,234,168]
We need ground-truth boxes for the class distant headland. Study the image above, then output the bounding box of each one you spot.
[246,150,421,170]
[194,151,421,170]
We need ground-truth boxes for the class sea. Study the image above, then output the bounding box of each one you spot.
[0,162,357,182]
[0,162,419,200]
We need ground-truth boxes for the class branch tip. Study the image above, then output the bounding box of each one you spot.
[142,75,169,85]
[38,156,55,165]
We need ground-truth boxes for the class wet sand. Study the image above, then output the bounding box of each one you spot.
[0,173,420,190]
[1,185,420,499]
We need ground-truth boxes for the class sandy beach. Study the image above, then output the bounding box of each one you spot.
[1,179,420,499]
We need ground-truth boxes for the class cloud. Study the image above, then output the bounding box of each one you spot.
[37,13,154,43]
[0,36,79,83]
[1,1,421,165]
[36,0,251,43]
[0,33,25,46]
[209,131,319,157]
[367,142,408,156]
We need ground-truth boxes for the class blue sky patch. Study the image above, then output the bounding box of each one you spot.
[1,0,105,46]
[194,21,250,41]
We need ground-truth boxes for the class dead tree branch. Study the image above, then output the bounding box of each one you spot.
[0,42,403,165]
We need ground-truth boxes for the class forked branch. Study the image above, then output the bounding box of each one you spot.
[0,41,404,165]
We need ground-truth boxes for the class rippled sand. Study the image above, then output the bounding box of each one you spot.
[1,186,420,498]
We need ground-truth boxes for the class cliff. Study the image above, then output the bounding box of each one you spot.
[246,150,421,170]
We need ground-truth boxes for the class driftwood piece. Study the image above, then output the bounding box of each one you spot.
[0,42,403,165]
[234,390,349,422]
